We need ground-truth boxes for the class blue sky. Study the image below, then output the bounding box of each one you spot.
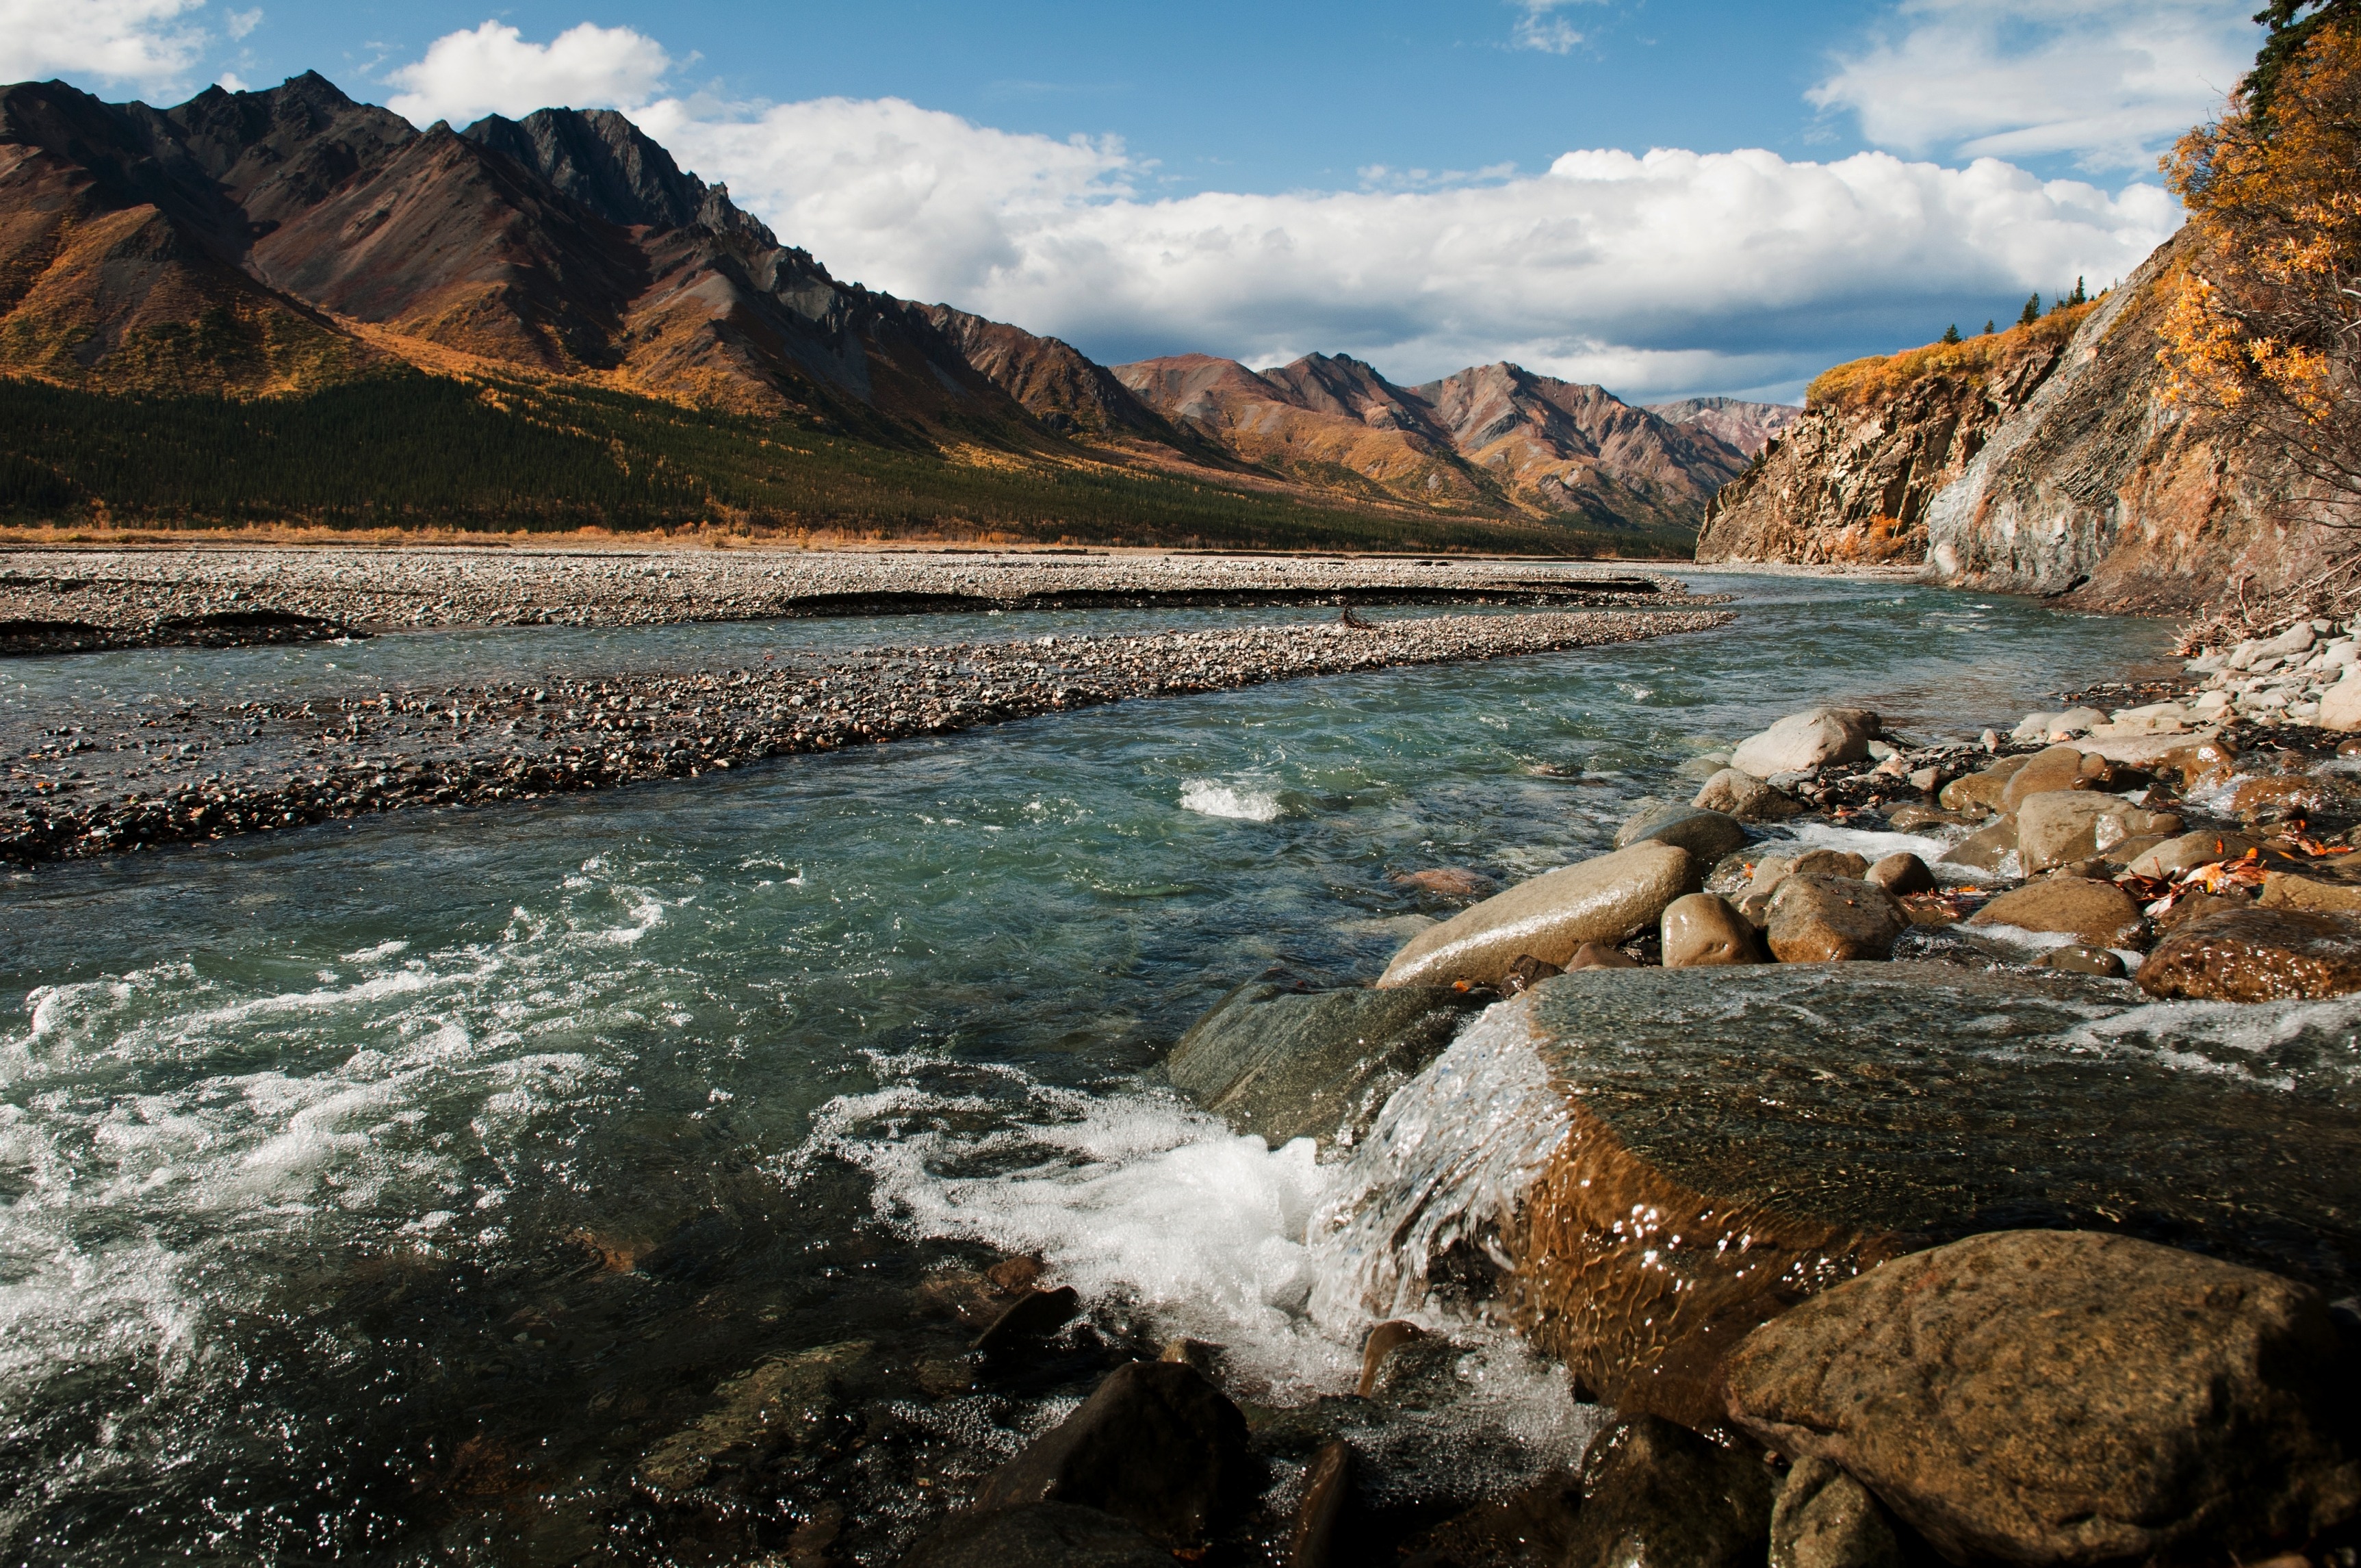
[8,2,2267,402]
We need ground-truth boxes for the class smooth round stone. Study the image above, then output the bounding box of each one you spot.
[1660,892,1762,968]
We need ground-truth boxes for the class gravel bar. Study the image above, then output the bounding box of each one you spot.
[0,545,1710,654]
[3,607,1734,864]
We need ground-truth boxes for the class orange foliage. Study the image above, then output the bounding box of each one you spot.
[1806,303,2100,412]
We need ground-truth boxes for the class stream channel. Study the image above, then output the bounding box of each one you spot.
[0,572,2215,1563]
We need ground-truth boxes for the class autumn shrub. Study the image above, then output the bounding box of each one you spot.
[1805,304,2099,412]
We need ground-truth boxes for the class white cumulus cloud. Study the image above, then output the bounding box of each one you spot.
[636,94,2178,400]
[1809,0,2260,170]
[0,0,207,88]
[383,21,671,127]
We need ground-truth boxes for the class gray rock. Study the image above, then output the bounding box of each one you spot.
[1725,1230,2361,1566]
[1731,708,1881,780]
[1378,843,1699,989]
[1616,803,1749,862]
[1563,1415,1774,1568]
[1770,1458,1900,1568]
[1165,981,1482,1148]
[1694,767,1805,821]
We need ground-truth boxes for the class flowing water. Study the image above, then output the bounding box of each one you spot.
[0,574,2181,1565]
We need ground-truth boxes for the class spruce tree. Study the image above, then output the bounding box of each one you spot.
[2019,293,2041,326]
[1941,324,1963,344]
[1985,319,1996,335]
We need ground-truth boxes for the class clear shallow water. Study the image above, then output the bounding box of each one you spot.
[0,576,2180,1563]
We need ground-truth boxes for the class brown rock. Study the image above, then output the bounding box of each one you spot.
[1569,942,1639,970]
[1765,875,1909,962]
[2000,744,2119,812]
[2156,736,2240,793]
[1885,803,1968,830]
[1937,816,2019,873]
[1938,755,2028,817]
[1864,852,1935,896]
[1792,847,1870,881]
[2128,829,2262,879]
[2261,871,2361,914]
[1562,1415,1775,1568]
[1286,1441,1355,1568]
[2154,888,2252,929]
[2043,944,2128,978]
[977,1361,1252,1546]
[1723,1229,2361,1567]
[1378,843,1698,988]
[974,1285,1081,1353]
[1393,866,1494,899]
[1770,1456,1901,1568]
[2233,773,2346,820]
[1397,1471,1583,1568]
[1357,1319,1428,1398]
[1661,892,1764,967]
[1967,877,2145,948]
[2138,905,2361,1001]
[2013,791,2181,873]
[1694,767,1805,821]
[1501,953,1564,992]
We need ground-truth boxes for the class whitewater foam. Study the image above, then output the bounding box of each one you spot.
[1178,777,1284,822]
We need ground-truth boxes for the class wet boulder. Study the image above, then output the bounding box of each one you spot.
[1408,968,2361,1429]
[1661,893,1762,968]
[1864,853,1935,897]
[1764,875,1908,962]
[896,1502,1173,1568]
[2261,870,2361,915]
[1770,1458,1900,1568]
[975,1361,1252,1546]
[2000,745,2126,813]
[2139,905,2361,1002]
[1166,979,1484,1148]
[636,1339,873,1492]
[1615,802,1749,862]
[1937,756,2028,818]
[1562,1415,1775,1568]
[2127,827,2264,879]
[1937,817,2018,874]
[2013,791,2180,873]
[1378,843,1698,989]
[1693,767,1803,821]
[1966,877,2145,949]
[1725,1230,2361,1566]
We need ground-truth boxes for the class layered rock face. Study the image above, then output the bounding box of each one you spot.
[1698,227,2343,613]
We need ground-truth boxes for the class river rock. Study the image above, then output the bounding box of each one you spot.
[1705,851,1757,897]
[2043,944,2128,977]
[1937,817,2018,875]
[1765,875,1908,962]
[975,1361,1251,1546]
[1966,877,2145,948]
[1562,1415,1774,1568]
[1377,843,1698,988]
[1397,1471,1584,1568]
[2320,681,2361,731]
[637,1339,873,1491]
[1769,1458,1900,1568]
[1863,853,1934,896]
[1435,967,2361,1428]
[897,1503,1173,1568]
[2153,736,2241,791]
[1165,979,1484,1148]
[2000,745,2118,812]
[1694,767,1804,821]
[2126,827,2264,879]
[1285,1441,1355,1568]
[1569,942,1640,970]
[2233,773,2349,821]
[2260,870,2361,914]
[2138,905,2361,1002]
[1616,803,1749,862]
[1731,709,1880,780]
[1938,756,2028,817]
[1723,1229,2361,1566]
[2014,791,2180,873]
[1662,893,1762,967]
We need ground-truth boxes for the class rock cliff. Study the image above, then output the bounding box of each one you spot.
[1697,229,2340,615]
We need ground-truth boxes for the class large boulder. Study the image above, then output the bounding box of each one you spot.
[1329,968,2361,1430]
[2000,745,2128,813]
[1563,1415,1774,1568]
[2138,905,2361,1001]
[2014,791,2181,873]
[1377,843,1698,988]
[1724,1230,2361,1566]
[975,1361,1251,1546]
[1764,875,1908,962]
[1694,767,1805,821]
[1966,877,2146,949]
[1615,802,1749,862]
[1165,979,1483,1148]
[1730,708,1879,780]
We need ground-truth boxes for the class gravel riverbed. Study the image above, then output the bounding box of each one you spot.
[2,606,1734,864]
[0,545,1702,653]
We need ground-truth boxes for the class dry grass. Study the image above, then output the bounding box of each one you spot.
[1807,303,2103,411]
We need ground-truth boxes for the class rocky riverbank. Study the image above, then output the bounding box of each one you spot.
[0,606,1733,864]
[0,545,1705,655]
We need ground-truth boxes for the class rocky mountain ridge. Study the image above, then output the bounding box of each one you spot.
[0,69,1781,543]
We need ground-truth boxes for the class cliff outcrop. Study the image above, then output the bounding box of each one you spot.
[1699,229,2341,615]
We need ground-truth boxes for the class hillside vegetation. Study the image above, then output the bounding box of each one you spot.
[1805,303,2102,413]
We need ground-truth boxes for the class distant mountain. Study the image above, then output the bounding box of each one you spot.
[1645,396,1803,458]
[1115,352,1749,530]
[0,70,1744,548]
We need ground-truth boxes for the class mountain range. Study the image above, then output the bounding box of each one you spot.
[0,70,1794,548]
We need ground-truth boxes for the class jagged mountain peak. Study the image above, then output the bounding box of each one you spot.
[462,107,780,250]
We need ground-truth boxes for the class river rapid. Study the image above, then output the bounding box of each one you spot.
[0,573,2176,1565]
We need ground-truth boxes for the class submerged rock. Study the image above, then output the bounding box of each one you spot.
[1426,968,2361,1428]
[1377,843,1698,988]
[1562,1415,1774,1568]
[636,1339,873,1492]
[1937,817,2018,873]
[1724,1229,2361,1566]
[1731,709,1880,780]
[2139,905,2361,1001]
[975,1361,1252,1546]
[1166,979,1484,1147]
